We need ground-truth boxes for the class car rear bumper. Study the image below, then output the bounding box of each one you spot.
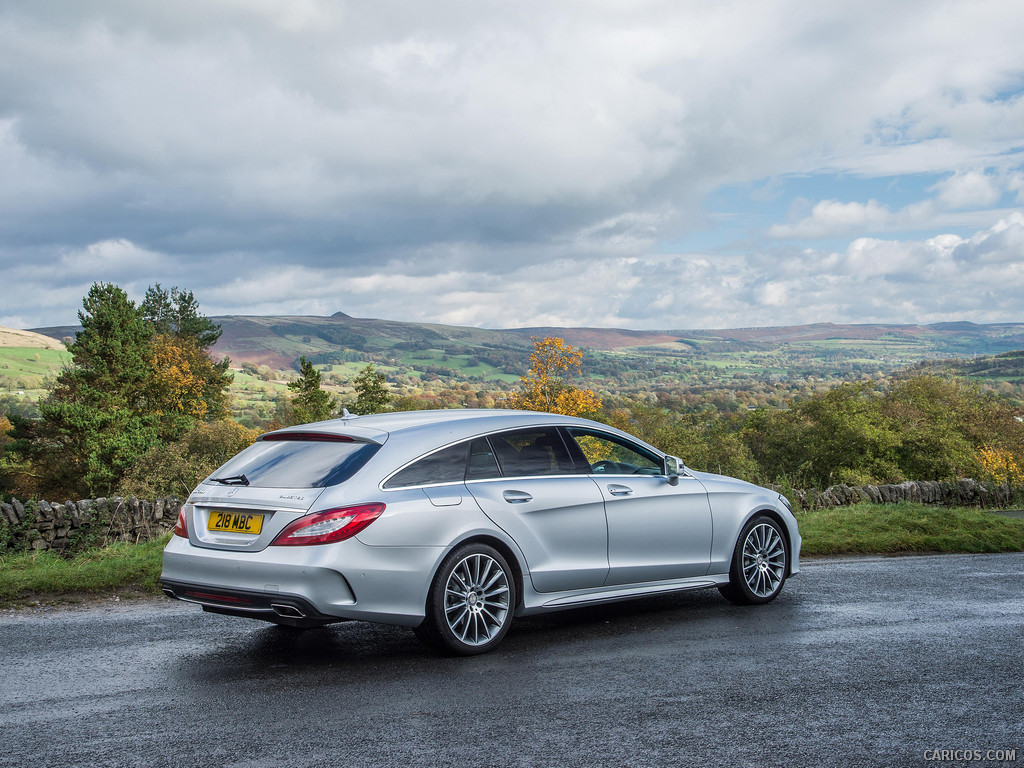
[161,535,446,627]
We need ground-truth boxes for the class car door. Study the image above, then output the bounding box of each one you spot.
[466,428,610,593]
[564,428,713,585]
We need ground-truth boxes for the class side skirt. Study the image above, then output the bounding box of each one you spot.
[518,573,730,615]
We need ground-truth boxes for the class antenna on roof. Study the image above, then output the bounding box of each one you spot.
[341,408,355,419]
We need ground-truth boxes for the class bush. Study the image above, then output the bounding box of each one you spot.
[120,420,260,498]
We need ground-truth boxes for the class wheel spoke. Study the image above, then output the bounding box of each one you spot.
[482,583,509,599]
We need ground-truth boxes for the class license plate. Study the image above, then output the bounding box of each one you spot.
[207,510,264,535]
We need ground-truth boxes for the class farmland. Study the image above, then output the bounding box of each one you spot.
[11,316,1024,424]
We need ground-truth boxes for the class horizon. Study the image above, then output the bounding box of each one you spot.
[16,312,1024,338]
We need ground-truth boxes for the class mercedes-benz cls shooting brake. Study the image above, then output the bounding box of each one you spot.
[161,409,801,655]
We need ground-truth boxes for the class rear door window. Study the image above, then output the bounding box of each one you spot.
[488,428,576,477]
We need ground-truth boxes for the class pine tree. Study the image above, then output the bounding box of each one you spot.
[288,357,336,424]
[141,284,223,348]
[353,364,391,414]
[39,283,160,494]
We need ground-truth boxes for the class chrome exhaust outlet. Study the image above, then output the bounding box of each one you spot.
[271,603,306,619]
[162,588,177,599]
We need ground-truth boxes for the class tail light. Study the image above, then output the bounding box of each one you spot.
[173,508,188,538]
[271,504,385,546]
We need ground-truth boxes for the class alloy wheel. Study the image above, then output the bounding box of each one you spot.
[741,522,786,598]
[443,553,511,646]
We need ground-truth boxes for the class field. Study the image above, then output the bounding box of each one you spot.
[12,317,1024,421]
[0,347,68,400]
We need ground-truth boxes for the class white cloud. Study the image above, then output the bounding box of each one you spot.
[769,169,1017,240]
[2,1,1024,330]
[769,200,895,239]
[932,170,1002,210]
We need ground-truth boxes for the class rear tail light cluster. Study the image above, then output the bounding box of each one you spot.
[173,507,189,538]
[271,503,385,546]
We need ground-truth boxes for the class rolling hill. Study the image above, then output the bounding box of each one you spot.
[19,314,1024,423]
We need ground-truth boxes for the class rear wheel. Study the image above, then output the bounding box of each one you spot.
[415,543,516,656]
[719,515,788,605]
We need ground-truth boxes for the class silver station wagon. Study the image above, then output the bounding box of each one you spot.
[162,409,801,655]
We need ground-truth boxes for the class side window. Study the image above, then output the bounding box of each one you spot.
[383,442,469,489]
[489,428,576,478]
[466,438,502,481]
[565,429,663,476]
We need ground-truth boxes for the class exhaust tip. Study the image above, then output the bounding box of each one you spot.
[271,603,306,619]
[162,588,177,599]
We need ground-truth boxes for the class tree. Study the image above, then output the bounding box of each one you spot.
[142,284,233,428]
[507,337,601,417]
[36,282,235,496]
[353,364,392,414]
[149,333,232,428]
[39,283,160,495]
[288,356,336,424]
[141,284,222,348]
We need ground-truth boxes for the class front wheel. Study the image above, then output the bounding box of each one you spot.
[718,515,788,605]
[414,543,516,656]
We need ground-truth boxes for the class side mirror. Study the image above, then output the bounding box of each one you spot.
[664,455,681,486]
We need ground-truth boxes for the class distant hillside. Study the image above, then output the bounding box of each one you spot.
[32,316,1024,369]
[912,350,1024,382]
[21,314,1024,422]
[0,326,64,350]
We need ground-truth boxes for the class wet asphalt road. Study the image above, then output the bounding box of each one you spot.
[1,553,1022,768]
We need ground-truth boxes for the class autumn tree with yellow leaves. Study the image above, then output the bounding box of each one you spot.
[507,337,602,417]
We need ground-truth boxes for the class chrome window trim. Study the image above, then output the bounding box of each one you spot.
[378,422,644,491]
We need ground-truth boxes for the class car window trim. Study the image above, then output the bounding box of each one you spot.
[378,424,601,491]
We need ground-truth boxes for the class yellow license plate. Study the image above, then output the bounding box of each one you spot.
[207,510,264,535]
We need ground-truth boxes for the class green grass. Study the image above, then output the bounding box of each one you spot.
[0,535,169,605]
[0,347,69,399]
[797,503,1024,556]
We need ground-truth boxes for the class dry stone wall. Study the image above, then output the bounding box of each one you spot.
[0,496,182,553]
[0,479,1016,553]
[778,479,1015,511]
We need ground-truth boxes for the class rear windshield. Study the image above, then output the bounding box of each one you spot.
[208,440,380,488]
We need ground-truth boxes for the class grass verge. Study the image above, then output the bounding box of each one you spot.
[0,534,169,607]
[2,505,1024,607]
[797,502,1024,556]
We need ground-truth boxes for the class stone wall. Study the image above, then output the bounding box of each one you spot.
[779,478,1015,511]
[0,496,182,553]
[0,479,1016,553]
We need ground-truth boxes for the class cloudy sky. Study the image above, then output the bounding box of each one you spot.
[2,0,1023,331]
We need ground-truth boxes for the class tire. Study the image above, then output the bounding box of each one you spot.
[414,543,516,656]
[718,515,788,605]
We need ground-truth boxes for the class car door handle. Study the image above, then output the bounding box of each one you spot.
[607,484,633,496]
[502,490,533,503]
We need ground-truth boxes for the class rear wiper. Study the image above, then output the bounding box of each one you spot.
[210,474,250,486]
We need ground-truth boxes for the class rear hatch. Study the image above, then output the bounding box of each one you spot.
[184,432,383,552]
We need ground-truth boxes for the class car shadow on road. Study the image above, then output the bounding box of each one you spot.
[167,583,806,690]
